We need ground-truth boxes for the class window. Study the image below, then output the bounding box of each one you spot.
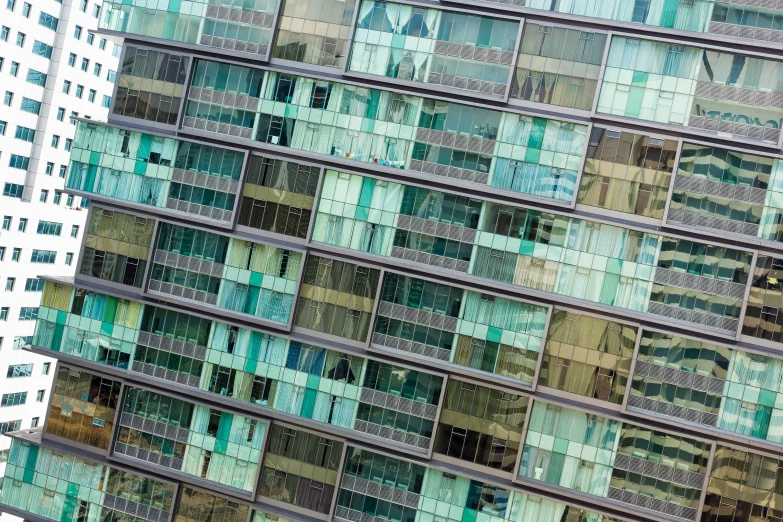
[66,194,73,206]
[30,417,39,428]
[11,248,20,261]
[36,221,61,235]
[5,0,13,10]
[51,135,59,148]
[86,32,94,44]
[35,390,44,402]
[70,111,78,123]
[65,252,73,265]
[0,422,17,437]
[0,121,5,135]
[3,183,24,198]
[101,95,111,108]
[71,225,79,237]
[75,85,83,98]
[0,247,4,260]
[107,69,116,82]
[42,362,50,375]
[14,126,35,142]
[15,32,24,47]
[0,308,7,321]
[3,91,12,105]
[0,26,9,41]
[1,392,27,407]
[30,249,56,263]
[74,25,82,39]
[45,162,53,175]
[26,69,46,87]
[9,155,29,170]
[68,52,76,66]
[21,2,29,16]
[53,191,61,204]
[62,80,71,94]
[99,38,106,50]
[112,44,121,57]
[20,98,40,114]
[11,336,30,350]
[56,107,65,121]
[88,89,96,102]
[5,278,14,291]
[2,217,10,230]
[32,41,53,58]
[80,58,89,72]
[58,165,67,178]
[79,0,86,10]
[17,218,26,232]
[38,12,58,30]
[24,278,43,291]
[93,63,102,77]
[7,364,32,378]
[9,61,17,76]
[64,138,72,151]
[39,189,48,202]
[19,307,38,320]
[92,3,99,16]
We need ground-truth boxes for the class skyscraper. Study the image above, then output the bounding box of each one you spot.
[3,2,783,522]
[0,0,119,503]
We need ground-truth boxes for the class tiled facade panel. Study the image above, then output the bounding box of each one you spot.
[11,2,783,522]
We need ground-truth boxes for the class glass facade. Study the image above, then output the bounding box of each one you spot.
[538,308,636,405]
[510,22,606,111]
[101,0,277,56]
[312,169,753,335]
[46,366,121,450]
[434,379,528,473]
[372,271,547,385]
[149,222,301,325]
[630,330,783,445]
[2,438,175,521]
[78,206,155,288]
[69,123,245,223]
[237,154,321,239]
[182,59,587,203]
[670,142,783,242]
[12,1,783,521]
[578,126,677,218]
[113,46,190,126]
[259,424,343,514]
[348,1,519,98]
[519,400,710,521]
[598,36,783,146]
[115,385,267,493]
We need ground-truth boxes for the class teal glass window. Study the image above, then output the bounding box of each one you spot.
[348,1,519,98]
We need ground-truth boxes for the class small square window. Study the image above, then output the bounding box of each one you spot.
[11,248,20,261]
[64,252,73,265]
[80,58,88,72]
[67,53,76,66]
[53,191,61,204]
[39,189,48,202]
[5,278,15,291]
[86,32,94,44]
[70,225,79,238]
[88,89,96,102]
[0,308,7,321]
[45,162,53,175]
[1,216,10,231]
[9,62,18,76]
[30,417,39,428]
[73,25,81,38]
[51,135,59,148]
[15,32,24,47]
[35,390,44,402]
[62,80,71,94]
[17,218,27,232]
[56,107,65,121]
[75,85,83,98]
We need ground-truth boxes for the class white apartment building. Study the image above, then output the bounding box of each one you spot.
[0,0,119,498]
